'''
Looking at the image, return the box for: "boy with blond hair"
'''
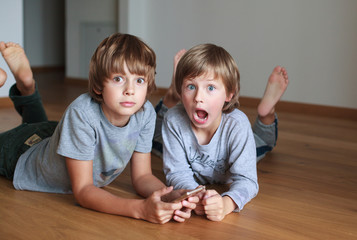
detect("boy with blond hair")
[154,44,289,221]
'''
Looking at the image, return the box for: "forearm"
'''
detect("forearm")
[130,152,168,197]
[75,184,145,219]
[224,177,258,211]
[132,173,167,198]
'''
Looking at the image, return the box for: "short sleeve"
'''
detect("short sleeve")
[134,101,156,153]
[56,106,96,160]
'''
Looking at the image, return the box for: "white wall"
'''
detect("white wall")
[120,0,357,109]
[0,0,23,98]
[65,0,118,79]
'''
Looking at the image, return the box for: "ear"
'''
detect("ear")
[94,88,102,95]
[225,92,234,102]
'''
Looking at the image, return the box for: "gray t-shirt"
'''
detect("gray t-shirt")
[162,104,258,211]
[13,93,155,194]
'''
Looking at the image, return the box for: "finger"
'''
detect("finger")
[173,215,186,223]
[182,200,196,210]
[202,199,222,215]
[203,203,219,213]
[174,209,192,219]
[202,192,220,206]
[160,202,182,211]
[159,215,174,224]
[203,202,224,219]
[152,196,182,211]
[186,195,200,203]
[203,189,218,199]
[206,214,223,222]
[155,186,174,197]
[203,196,218,205]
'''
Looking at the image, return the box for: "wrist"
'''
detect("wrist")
[131,199,146,220]
[222,196,237,215]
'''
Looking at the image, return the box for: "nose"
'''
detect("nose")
[194,89,203,103]
[124,81,134,96]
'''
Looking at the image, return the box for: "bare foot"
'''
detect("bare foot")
[0,41,35,96]
[0,67,6,87]
[173,49,187,78]
[163,49,186,108]
[257,66,289,117]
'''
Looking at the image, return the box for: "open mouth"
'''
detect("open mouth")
[193,109,208,124]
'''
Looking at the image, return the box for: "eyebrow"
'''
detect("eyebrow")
[186,78,217,83]
[110,72,146,78]
[185,74,217,80]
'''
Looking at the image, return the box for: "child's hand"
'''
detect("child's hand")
[161,188,200,223]
[172,195,200,222]
[193,189,206,216]
[201,190,227,221]
[142,186,182,224]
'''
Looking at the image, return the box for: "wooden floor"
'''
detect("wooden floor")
[0,71,356,240]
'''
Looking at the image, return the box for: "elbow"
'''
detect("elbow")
[71,185,92,208]
[72,189,86,207]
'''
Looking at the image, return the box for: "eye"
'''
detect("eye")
[208,85,215,91]
[113,76,124,83]
[136,78,145,84]
[187,84,196,90]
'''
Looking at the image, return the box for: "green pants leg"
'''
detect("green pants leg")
[9,83,48,123]
[0,84,58,179]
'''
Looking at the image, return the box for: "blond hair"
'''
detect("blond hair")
[175,44,240,113]
[88,33,156,103]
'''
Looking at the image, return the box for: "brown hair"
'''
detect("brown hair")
[88,33,156,103]
[175,43,240,113]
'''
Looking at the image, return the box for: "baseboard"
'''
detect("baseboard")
[64,77,88,87]
[32,66,65,73]
[0,97,13,108]
[154,87,168,96]
[240,96,357,121]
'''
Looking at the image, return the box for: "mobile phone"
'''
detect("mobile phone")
[171,186,206,203]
